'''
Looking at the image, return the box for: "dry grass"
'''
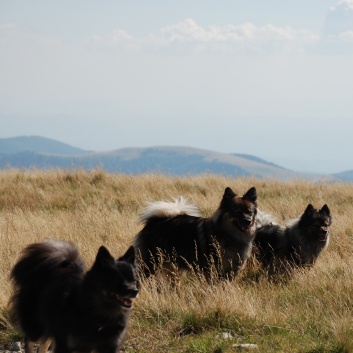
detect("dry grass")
[0,169,353,352]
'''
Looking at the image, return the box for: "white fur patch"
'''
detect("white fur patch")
[285,217,300,228]
[138,197,201,224]
[256,210,278,229]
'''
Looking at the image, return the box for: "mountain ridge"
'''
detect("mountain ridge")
[0,135,91,155]
[0,136,350,181]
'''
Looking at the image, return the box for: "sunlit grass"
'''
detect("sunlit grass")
[0,169,352,352]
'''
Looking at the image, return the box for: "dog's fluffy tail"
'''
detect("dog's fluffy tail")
[9,240,86,337]
[138,197,201,224]
[10,240,85,287]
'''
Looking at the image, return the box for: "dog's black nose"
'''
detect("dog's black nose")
[320,228,328,235]
[129,288,139,298]
[243,218,252,226]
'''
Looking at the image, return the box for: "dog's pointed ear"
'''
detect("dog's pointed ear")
[93,246,115,269]
[299,204,315,226]
[320,204,330,216]
[118,246,136,265]
[221,187,236,208]
[223,187,236,199]
[243,187,257,203]
[303,204,315,215]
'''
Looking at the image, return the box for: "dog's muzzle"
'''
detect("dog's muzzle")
[114,288,139,309]
[239,216,254,233]
[319,227,329,241]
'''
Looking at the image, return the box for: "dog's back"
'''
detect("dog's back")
[9,240,85,343]
[135,187,258,279]
[254,204,332,280]
[135,197,208,274]
[254,223,285,268]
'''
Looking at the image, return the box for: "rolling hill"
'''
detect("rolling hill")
[331,170,353,182]
[0,136,349,181]
[0,136,90,155]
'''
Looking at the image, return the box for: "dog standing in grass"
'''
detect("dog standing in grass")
[254,204,332,281]
[134,186,258,280]
[9,240,138,353]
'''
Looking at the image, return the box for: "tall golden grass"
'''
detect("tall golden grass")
[0,169,352,352]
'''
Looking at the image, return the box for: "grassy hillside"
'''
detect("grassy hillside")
[0,169,352,352]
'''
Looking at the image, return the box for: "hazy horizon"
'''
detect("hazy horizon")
[1,1,353,174]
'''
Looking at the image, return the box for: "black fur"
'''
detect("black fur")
[9,240,138,353]
[134,187,257,279]
[254,204,332,280]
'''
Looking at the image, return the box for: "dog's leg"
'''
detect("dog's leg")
[25,341,37,353]
[38,340,52,353]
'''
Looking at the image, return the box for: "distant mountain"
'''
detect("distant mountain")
[231,153,285,169]
[0,136,299,179]
[0,136,351,181]
[331,170,353,182]
[91,146,298,179]
[0,136,91,155]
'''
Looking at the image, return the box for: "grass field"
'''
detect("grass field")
[0,169,352,353]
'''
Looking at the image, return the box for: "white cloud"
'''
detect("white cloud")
[324,0,353,36]
[339,30,353,40]
[89,29,141,52]
[91,19,319,54]
[329,0,353,11]
[92,29,133,44]
[159,19,302,44]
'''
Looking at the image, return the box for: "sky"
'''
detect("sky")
[1,0,353,174]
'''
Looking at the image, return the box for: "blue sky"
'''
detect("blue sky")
[1,0,353,174]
